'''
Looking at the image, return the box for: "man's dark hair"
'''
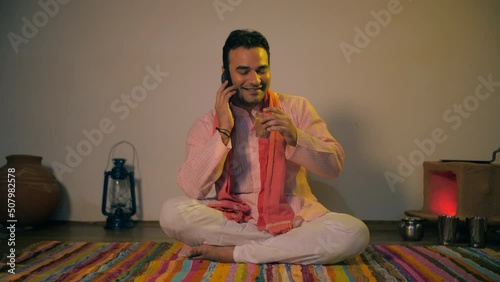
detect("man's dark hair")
[222,29,270,70]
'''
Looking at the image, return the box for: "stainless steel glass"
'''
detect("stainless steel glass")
[438,215,459,245]
[466,217,487,248]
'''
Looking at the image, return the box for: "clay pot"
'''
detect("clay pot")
[0,155,61,227]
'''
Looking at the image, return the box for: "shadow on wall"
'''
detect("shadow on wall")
[46,165,71,221]
[309,110,399,219]
[308,176,354,215]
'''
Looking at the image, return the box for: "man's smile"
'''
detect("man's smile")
[241,86,264,93]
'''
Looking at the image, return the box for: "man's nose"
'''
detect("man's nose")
[249,71,261,85]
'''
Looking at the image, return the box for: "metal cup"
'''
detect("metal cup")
[466,217,487,248]
[438,215,459,245]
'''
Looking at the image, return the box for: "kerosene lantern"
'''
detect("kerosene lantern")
[101,158,136,229]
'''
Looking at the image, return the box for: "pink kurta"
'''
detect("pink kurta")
[176,93,345,224]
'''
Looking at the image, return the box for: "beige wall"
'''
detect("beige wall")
[1,0,499,221]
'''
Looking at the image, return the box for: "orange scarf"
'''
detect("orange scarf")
[209,90,295,235]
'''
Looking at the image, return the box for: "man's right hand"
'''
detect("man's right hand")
[215,80,237,133]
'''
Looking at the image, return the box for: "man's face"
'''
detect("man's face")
[227,47,270,109]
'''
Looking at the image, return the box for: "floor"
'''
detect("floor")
[1,220,499,260]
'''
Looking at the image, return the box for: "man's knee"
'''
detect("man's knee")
[317,215,370,264]
[159,196,195,239]
[159,197,176,238]
[343,218,370,258]
[160,196,222,242]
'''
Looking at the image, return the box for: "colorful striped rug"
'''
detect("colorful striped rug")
[1,241,499,281]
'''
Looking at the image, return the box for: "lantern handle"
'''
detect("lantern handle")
[105,140,138,171]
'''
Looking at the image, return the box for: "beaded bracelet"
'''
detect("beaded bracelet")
[216,127,231,138]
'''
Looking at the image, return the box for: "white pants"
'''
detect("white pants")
[159,196,369,265]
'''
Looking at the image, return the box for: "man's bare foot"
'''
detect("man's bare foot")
[186,244,235,263]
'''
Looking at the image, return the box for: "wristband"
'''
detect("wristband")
[216,127,231,138]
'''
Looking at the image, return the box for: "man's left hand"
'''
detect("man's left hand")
[260,107,297,146]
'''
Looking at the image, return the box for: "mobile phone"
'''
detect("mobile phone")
[221,69,232,87]
[221,69,237,102]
